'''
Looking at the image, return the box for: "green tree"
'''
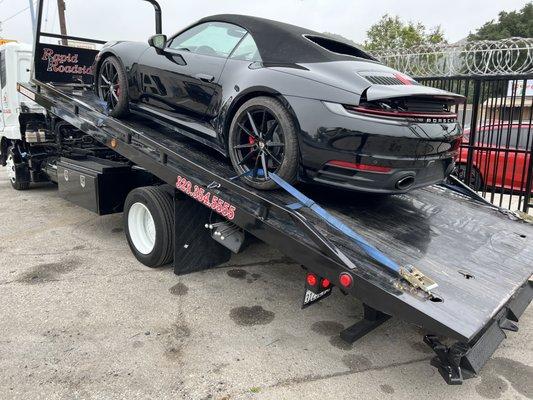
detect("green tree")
[364,14,446,51]
[468,3,533,40]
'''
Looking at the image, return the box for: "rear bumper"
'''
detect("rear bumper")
[425,279,532,384]
[307,157,455,193]
[285,95,462,193]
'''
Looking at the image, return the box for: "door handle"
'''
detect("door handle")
[195,73,215,83]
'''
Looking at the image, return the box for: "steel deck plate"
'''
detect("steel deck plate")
[21,82,533,343]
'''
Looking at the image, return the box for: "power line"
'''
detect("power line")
[1,6,30,24]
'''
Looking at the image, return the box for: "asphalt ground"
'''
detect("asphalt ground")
[0,171,531,400]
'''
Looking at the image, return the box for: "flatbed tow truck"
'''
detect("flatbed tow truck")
[6,0,533,385]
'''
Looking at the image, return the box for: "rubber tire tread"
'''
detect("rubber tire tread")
[228,96,299,190]
[124,186,174,267]
[97,56,130,117]
[7,146,30,191]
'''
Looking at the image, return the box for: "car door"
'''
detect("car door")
[136,22,247,138]
[504,126,529,191]
[479,126,502,188]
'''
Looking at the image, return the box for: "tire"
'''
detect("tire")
[124,186,174,268]
[228,96,299,190]
[96,56,129,117]
[454,163,483,191]
[6,146,30,191]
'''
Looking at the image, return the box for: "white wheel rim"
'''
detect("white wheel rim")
[128,202,156,255]
[6,153,16,184]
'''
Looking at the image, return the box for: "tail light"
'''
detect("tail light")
[339,273,353,288]
[326,160,392,174]
[321,278,331,289]
[343,104,457,122]
[306,273,318,287]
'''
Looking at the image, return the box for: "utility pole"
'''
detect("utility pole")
[56,0,68,45]
[28,0,36,38]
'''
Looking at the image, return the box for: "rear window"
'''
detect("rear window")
[230,34,261,62]
[304,35,374,61]
[480,126,531,150]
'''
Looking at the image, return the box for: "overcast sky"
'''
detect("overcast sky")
[0,0,530,46]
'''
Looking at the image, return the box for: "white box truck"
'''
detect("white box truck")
[0,41,44,187]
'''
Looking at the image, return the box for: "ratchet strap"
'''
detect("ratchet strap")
[268,173,401,274]
[268,172,438,293]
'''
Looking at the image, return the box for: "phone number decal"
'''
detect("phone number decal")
[176,176,236,220]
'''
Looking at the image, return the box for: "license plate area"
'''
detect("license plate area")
[302,287,332,309]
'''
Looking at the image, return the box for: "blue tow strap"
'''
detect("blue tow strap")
[268,173,401,274]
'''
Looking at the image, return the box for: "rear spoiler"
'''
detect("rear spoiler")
[364,85,465,104]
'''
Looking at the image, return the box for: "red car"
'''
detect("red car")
[456,123,532,192]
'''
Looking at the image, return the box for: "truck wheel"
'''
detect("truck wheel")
[124,186,174,267]
[6,146,30,191]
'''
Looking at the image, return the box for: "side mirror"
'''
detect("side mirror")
[148,34,167,51]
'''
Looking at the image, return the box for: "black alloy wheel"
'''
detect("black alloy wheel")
[97,56,129,117]
[228,97,298,190]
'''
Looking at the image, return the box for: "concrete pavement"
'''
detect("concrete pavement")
[0,171,531,400]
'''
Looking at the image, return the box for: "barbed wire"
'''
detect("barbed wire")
[370,37,533,77]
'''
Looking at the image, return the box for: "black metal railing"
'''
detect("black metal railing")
[419,75,533,212]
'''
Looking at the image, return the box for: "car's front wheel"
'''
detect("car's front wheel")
[96,56,129,117]
[228,97,299,190]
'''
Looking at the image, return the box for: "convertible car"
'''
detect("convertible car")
[93,14,464,192]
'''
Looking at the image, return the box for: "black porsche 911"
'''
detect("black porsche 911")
[93,14,464,193]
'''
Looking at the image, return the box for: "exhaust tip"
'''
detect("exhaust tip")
[396,175,415,190]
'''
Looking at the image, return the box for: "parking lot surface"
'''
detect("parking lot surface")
[0,171,531,400]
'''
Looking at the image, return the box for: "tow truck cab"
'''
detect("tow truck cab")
[0,41,43,165]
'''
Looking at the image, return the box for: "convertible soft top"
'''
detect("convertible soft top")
[197,14,376,64]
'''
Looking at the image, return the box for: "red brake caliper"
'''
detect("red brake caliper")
[248,135,257,159]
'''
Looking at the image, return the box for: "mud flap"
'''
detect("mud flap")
[173,193,231,275]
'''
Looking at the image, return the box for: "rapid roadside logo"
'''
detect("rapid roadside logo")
[34,43,98,84]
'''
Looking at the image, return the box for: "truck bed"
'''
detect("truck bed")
[19,81,532,357]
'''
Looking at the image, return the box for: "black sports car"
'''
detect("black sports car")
[93,14,464,192]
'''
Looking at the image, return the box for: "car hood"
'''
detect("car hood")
[266,60,464,104]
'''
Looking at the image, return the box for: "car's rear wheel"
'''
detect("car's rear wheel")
[228,97,299,190]
[454,163,483,191]
[97,56,129,117]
